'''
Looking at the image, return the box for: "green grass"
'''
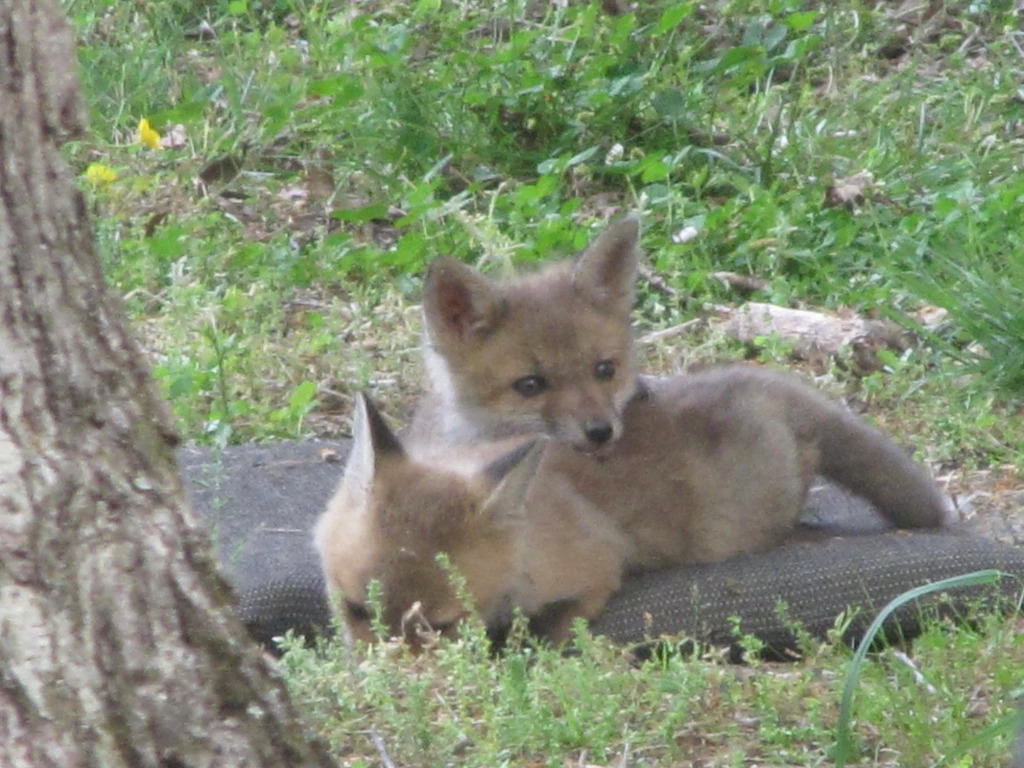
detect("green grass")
[280,602,1024,767]
[67,0,1024,764]
[68,0,1024,454]
[833,570,1020,767]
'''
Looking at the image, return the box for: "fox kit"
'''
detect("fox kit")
[314,393,626,647]
[411,217,641,453]
[412,215,949,567]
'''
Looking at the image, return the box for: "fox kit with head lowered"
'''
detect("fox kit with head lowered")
[412,215,949,564]
[314,393,626,648]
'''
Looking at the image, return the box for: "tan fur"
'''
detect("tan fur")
[319,216,949,647]
[536,366,950,569]
[314,394,625,647]
[411,216,641,453]
[413,214,950,560]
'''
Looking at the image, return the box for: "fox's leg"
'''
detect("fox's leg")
[534,558,623,645]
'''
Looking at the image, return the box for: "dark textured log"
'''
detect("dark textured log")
[180,441,1024,656]
[0,3,336,766]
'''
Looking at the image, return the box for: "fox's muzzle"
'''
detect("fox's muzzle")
[583,418,614,445]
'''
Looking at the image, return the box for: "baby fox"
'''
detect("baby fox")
[411,214,950,553]
[314,393,626,648]
[411,216,641,453]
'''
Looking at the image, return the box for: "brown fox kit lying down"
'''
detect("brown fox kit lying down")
[314,393,627,647]
[411,215,950,548]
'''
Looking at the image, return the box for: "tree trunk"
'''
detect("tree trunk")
[0,3,337,766]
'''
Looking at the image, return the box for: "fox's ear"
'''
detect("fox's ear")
[422,257,507,342]
[573,214,640,316]
[345,392,406,489]
[360,391,405,459]
[479,439,547,525]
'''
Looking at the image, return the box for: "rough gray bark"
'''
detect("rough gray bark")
[0,2,337,766]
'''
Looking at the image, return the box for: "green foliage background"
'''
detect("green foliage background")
[69,0,1023,453]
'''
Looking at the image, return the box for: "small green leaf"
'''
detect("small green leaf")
[655,3,694,35]
[331,203,390,222]
[307,75,365,105]
[651,88,688,121]
[716,45,765,72]
[414,0,441,13]
[785,11,819,32]
[289,381,317,411]
[537,156,563,176]
[763,23,788,53]
[567,146,599,168]
[639,155,670,183]
[608,74,646,97]
[167,374,194,399]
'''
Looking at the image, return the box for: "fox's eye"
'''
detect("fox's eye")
[594,359,615,381]
[513,374,548,398]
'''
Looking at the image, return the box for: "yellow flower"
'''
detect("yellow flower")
[138,118,162,150]
[84,163,117,186]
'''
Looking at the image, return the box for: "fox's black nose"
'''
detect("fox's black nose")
[584,419,613,444]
